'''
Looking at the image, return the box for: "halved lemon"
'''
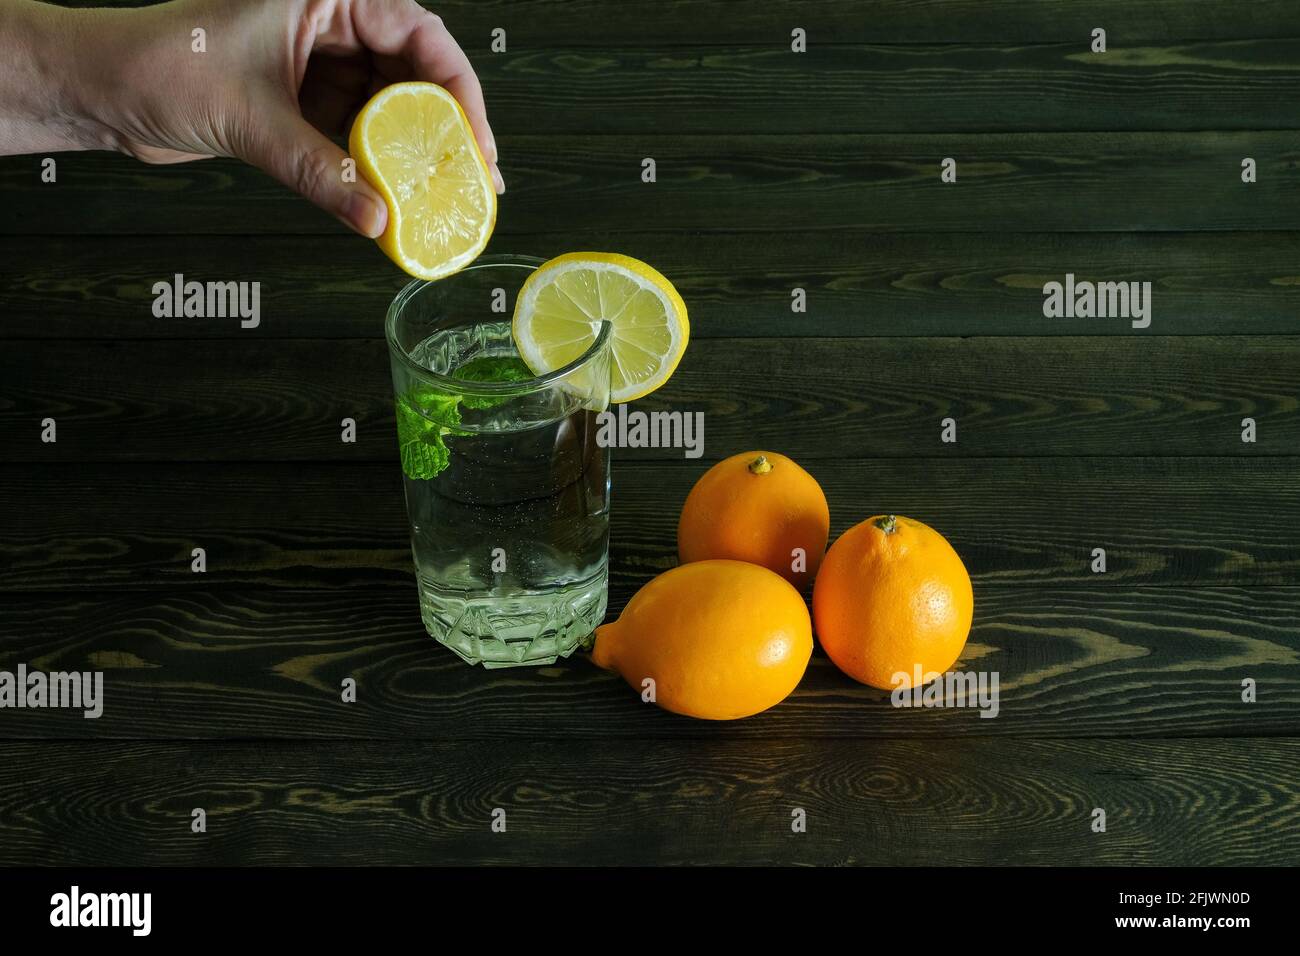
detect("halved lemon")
[348,82,496,280]
[512,253,689,403]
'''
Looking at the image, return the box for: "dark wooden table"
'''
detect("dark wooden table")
[2,0,1298,866]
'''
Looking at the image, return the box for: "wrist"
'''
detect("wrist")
[43,6,136,153]
[0,2,124,154]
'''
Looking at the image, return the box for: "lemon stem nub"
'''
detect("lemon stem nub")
[748,455,773,475]
[875,514,899,535]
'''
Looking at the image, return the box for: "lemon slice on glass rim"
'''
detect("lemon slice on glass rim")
[348,81,496,280]
[511,252,689,403]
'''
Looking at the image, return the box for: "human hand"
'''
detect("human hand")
[3,0,502,237]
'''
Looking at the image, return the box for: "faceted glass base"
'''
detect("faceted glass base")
[419,570,608,668]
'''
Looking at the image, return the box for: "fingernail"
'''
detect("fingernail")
[346,192,386,238]
[486,130,498,163]
[491,164,505,195]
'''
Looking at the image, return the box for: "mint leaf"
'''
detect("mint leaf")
[394,358,531,479]
[398,429,451,480]
[455,355,534,409]
[395,388,463,480]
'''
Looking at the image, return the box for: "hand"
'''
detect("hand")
[1,0,503,237]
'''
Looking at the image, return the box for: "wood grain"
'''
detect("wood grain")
[8,0,1300,871]
[1,458,1296,591]
[57,0,1300,44]
[7,232,1300,339]
[0,738,1295,865]
[1,585,1296,740]
[3,132,1296,235]
[2,336,1296,461]
[467,40,1300,134]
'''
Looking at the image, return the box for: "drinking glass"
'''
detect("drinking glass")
[385,255,612,667]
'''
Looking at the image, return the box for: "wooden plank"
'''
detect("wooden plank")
[56,1,1300,44]
[1,585,1296,740]
[0,738,1295,864]
[1,459,1296,591]
[2,336,1297,461]
[3,132,1296,235]
[468,40,1300,135]
[8,232,1300,339]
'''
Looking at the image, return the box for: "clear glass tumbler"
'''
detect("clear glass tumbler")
[385,255,612,667]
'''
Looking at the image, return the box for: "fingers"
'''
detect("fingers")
[409,23,494,160]
[240,106,388,238]
[349,0,504,192]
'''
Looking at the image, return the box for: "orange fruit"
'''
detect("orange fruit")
[677,451,829,590]
[812,514,973,691]
[592,560,812,720]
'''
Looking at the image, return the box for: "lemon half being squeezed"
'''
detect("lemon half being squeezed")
[349,82,496,280]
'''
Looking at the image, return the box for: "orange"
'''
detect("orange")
[677,451,829,590]
[812,514,973,690]
[592,560,812,720]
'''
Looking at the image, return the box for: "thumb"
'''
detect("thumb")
[240,108,388,238]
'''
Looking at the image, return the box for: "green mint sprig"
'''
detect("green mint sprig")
[394,355,535,480]
[395,389,463,480]
[456,354,534,408]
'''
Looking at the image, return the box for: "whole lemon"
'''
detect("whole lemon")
[592,560,813,720]
[677,451,830,590]
[813,514,973,691]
